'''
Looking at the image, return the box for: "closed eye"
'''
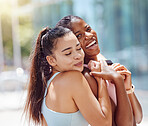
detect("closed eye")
[77,47,82,51]
[65,52,71,56]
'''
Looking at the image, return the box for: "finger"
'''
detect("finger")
[95,62,101,72]
[88,60,95,70]
[90,72,110,80]
[90,64,95,71]
[114,65,127,71]
[117,71,131,75]
[88,60,101,72]
[88,60,93,69]
[111,63,119,67]
[101,79,107,86]
[111,63,120,69]
[90,72,104,78]
[100,60,108,67]
[121,74,126,80]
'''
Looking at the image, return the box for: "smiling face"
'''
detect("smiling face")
[49,32,84,72]
[70,18,100,58]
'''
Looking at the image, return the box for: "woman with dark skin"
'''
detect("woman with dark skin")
[56,15,143,126]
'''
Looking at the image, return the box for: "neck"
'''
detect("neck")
[84,55,98,64]
[52,68,60,75]
[84,53,106,64]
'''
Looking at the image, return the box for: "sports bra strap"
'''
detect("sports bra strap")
[44,72,60,97]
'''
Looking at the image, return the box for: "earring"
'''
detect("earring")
[49,65,52,73]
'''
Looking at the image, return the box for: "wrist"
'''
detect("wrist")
[126,84,135,94]
[125,79,132,90]
[126,85,132,90]
[112,74,123,84]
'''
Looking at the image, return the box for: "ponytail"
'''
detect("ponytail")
[24,27,52,124]
[24,26,71,125]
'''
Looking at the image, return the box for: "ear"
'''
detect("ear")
[46,55,57,67]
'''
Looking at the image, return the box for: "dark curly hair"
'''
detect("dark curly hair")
[56,15,82,31]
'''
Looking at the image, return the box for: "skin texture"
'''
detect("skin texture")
[42,32,113,126]
[71,18,100,61]
[112,63,143,124]
[69,18,142,125]
[46,32,84,72]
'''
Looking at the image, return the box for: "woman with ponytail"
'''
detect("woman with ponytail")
[24,26,129,126]
[24,27,52,124]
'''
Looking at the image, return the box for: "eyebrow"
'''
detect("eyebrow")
[61,47,72,52]
[74,31,80,34]
[61,43,80,52]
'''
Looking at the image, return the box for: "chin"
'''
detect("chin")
[76,67,84,72]
[86,50,100,57]
[96,49,100,55]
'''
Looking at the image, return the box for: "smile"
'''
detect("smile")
[86,40,97,49]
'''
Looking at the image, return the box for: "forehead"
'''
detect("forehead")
[71,19,87,33]
[55,32,79,50]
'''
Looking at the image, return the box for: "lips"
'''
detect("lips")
[86,40,97,49]
[74,61,83,67]
[85,36,98,49]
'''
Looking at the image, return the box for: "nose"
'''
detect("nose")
[73,52,82,60]
[85,32,93,40]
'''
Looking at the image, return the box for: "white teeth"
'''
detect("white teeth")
[86,40,96,48]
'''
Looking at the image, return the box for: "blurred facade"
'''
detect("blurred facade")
[0,0,148,90]
[0,0,148,126]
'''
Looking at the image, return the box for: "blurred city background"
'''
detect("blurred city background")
[0,0,148,125]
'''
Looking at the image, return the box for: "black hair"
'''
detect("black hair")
[56,15,82,31]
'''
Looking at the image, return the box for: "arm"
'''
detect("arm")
[90,60,133,126]
[83,68,98,98]
[70,71,112,126]
[113,75,133,126]
[98,53,143,122]
[128,92,143,124]
[112,63,143,124]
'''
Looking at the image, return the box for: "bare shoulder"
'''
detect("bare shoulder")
[83,68,98,98]
[83,68,91,79]
[59,71,93,99]
[61,71,83,82]
[83,68,96,84]
[59,70,85,85]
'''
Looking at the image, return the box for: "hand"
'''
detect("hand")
[111,63,132,90]
[90,60,121,82]
[88,60,101,72]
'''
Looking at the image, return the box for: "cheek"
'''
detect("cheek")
[62,57,73,65]
[80,42,86,51]
[65,60,73,65]
[81,46,87,54]
[57,58,73,70]
[81,50,85,58]
[92,31,97,38]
